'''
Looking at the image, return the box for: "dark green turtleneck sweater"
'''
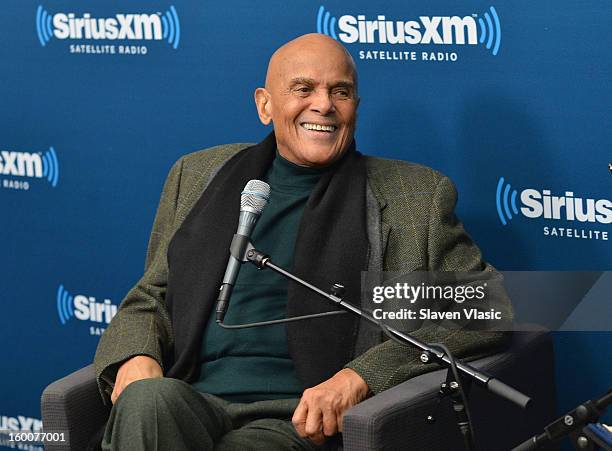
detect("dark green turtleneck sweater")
[193,152,326,402]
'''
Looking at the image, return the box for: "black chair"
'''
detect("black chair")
[42,330,557,450]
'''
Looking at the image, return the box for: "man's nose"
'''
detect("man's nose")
[310,90,335,115]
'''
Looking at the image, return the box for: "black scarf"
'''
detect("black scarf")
[165,131,368,388]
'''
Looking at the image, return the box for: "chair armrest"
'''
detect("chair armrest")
[342,331,557,451]
[343,364,451,451]
[41,364,109,451]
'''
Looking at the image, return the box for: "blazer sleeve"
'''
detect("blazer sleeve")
[93,158,183,405]
[345,175,512,395]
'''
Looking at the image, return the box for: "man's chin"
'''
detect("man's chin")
[299,148,342,167]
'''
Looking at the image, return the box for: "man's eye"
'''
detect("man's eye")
[294,87,310,93]
[334,89,350,98]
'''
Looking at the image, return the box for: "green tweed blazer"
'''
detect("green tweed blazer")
[94,143,508,405]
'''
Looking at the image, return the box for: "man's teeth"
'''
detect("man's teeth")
[302,123,336,132]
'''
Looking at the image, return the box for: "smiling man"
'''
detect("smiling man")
[254,34,358,167]
[94,34,508,450]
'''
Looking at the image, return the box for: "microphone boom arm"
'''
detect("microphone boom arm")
[244,247,531,411]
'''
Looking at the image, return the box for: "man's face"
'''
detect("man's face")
[255,40,359,167]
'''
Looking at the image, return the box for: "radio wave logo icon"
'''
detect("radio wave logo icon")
[35,5,53,46]
[56,284,75,325]
[496,177,519,226]
[477,6,501,56]
[316,6,338,40]
[42,146,59,187]
[161,6,181,49]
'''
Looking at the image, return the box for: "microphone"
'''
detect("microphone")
[215,179,271,322]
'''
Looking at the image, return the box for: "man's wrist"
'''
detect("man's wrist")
[337,368,370,400]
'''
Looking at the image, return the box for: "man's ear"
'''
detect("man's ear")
[254,88,272,125]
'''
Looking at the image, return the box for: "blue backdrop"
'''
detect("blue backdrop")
[1,1,610,448]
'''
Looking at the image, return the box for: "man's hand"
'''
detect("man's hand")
[110,355,163,404]
[292,368,369,445]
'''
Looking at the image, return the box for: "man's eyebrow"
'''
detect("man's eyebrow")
[288,77,355,89]
[289,77,316,86]
[332,80,356,89]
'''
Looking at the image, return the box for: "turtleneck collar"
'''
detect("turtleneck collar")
[266,151,329,192]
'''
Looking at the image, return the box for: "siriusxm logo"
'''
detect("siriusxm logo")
[496,177,612,227]
[316,5,501,56]
[36,5,180,49]
[0,148,59,188]
[0,415,43,432]
[56,284,118,326]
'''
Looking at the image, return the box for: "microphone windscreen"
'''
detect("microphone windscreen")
[241,180,271,214]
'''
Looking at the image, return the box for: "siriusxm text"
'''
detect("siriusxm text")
[0,415,42,432]
[338,15,478,45]
[521,189,611,224]
[74,296,117,324]
[53,13,162,40]
[0,151,42,178]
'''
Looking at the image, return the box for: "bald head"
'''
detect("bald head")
[254,33,359,167]
[265,34,357,92]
